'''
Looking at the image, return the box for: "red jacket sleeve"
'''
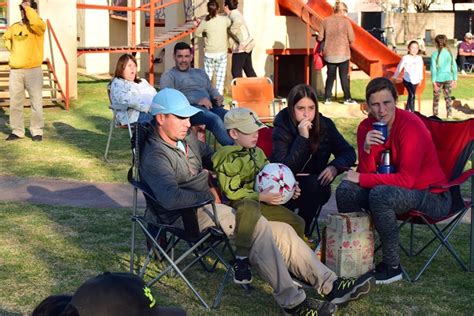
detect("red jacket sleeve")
[359,116,428,189]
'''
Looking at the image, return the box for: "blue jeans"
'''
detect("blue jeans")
[190,105,233,145]
[137,111,154,123]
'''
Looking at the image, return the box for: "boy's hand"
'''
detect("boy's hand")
[259,186,282,205]
[292,182,301,200]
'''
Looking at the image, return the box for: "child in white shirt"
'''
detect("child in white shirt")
[393,41,424,112]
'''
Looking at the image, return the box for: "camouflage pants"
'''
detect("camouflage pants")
[432,81,453,117]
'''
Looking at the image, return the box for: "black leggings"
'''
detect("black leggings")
[231,51,257,78]
[284,174,331,236]
[325,60,351,100]
[336,180,451,266]
[403,79,418,112]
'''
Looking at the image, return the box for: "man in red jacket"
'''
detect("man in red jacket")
[336,77,451,284]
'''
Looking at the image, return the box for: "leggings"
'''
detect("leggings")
[284,174,331,236]
[432,81,453,117]
[403,79,418,112]
[335,181,451,266]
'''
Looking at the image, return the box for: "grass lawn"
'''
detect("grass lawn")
[1,202,473,315]
[0,76,473,315]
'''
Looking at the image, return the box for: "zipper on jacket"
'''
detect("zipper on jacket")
[300,154,313,173]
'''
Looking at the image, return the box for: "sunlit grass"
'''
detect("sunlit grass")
[0,202,473,315]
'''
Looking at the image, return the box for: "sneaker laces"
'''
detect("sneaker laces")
[335,277,356,290]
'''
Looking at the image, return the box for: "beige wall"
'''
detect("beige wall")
[243,0,313,81]
[78,0,110,75]
[6,0,78,99]
[391,12,455,44]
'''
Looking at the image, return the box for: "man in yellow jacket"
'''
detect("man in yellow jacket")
[3,1,46,141]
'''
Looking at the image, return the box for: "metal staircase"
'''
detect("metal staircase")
[0,60,64,108]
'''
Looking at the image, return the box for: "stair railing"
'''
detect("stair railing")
[46,19,69,110]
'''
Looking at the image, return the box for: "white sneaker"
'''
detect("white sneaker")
[324,98,332,105]
[461,70,467,75]
[343,99,358,105]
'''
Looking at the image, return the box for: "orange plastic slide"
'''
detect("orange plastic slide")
[277,0,426,96]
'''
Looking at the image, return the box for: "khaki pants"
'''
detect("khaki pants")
[198,204,337,309]
[231,199,305,257]
[9,67,44,137]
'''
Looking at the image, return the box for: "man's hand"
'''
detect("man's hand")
[259,186,283,205]
[292,182,301,200]
[297,118,313,139]
[344,170,360,183]
[364,130,385,154]
[21,1,30,8]
[198,97,213,110]
[450,80,457,89]
[317,166,337,185]
[213,95,224,106]
[433,82,440,92]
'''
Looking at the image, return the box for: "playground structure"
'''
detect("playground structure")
[0,0,434,109]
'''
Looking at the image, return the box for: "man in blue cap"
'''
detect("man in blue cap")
[139,88,373,315]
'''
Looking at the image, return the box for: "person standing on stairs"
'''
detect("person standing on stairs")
[3,0,46,142]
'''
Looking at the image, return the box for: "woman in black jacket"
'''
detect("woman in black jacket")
[270,84,356,236]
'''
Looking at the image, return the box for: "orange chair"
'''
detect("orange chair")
[230,77,286,122]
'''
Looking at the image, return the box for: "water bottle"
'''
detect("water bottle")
[378,150,395,174]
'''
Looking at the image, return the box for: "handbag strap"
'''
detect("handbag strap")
[337,213,353,234]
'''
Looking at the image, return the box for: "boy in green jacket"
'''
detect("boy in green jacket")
[212,108,305,284]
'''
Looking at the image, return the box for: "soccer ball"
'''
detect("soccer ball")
[255,163,296,205]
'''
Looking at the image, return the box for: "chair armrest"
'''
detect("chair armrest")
[429,169,474,190]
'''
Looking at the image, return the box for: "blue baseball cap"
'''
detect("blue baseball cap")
[150,88,202,117]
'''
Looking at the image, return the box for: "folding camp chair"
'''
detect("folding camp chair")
[230,77,286,122]
[256,127,323,244]
[128,123,236,309]
[396,113,474,282]
[104,83,134,161]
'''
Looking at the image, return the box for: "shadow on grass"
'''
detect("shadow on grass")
[0,308,22,316]
[52,120,118,158]
[26,185,126,208]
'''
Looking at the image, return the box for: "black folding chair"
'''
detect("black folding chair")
[128,122,236,309]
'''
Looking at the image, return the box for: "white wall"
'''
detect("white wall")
[80,0,110,75]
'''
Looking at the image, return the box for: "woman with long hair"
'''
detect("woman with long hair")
[223,0,257,78]
[430,34,457,117]
[195,1,231,95]
[270,84,356,236]
[109,53,156,124]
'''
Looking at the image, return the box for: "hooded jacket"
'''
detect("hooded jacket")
[270,108,356,176]
[139,125,215,224]
[212,145,267,201]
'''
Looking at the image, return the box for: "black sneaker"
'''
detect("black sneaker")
[32,135,43,142]
[324,274,375,304]
[233,258,252,284]
[6,134,21,141]
[284,298,337,316]
[374,262,402,285]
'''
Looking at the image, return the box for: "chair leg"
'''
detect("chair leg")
[104,118,115,161]
[308,205,323,244]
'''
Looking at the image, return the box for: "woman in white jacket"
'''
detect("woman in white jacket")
[109,54,156,125]
[224,0,257,78]
[195,1,231,95]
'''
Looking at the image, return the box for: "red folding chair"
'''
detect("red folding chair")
[396,113,474,282]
